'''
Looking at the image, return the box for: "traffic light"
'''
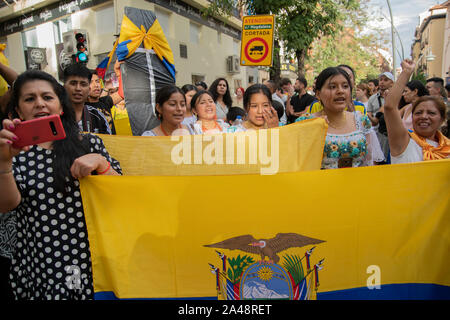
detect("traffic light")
[75,32,88,63]
[62,29,89,64]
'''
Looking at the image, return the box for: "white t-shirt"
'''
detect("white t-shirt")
[391,138,439,164]
[215,102,228,121]
[182,115,197,127]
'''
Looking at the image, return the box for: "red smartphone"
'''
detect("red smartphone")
[12,114,66,148]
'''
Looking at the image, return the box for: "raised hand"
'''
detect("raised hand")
[263,107,279,128]
[401,59,415,74]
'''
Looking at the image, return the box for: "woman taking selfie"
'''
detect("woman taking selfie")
[0,70,121,299]
[190,90,229,134]
[142,85,191,136]
[296,67,384,169]
[384,59,449,163]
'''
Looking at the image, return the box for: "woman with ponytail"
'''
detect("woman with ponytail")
[0,70,121,299]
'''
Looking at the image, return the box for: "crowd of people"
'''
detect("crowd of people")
[0,56,449,300]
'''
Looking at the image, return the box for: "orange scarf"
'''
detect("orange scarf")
[409,131,450,160]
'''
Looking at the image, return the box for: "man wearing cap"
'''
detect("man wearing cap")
[366,71,394,163]
[367,71,394,124]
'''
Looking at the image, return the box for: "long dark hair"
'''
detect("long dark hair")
[209,78,232,109]
[315,67,353,111]
[8,70,90,193]
[406,80,429,98]
[181,84,198,95]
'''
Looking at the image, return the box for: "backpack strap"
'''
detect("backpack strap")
[377,94,383,109]
[82,106,93,132]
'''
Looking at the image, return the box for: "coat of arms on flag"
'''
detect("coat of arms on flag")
[205,233,325,300]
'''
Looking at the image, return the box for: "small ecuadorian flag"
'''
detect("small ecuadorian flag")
[96,40,119,79]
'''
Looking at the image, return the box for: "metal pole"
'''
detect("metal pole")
[386,0,396,80]
[380,11,404,60]
[395,29,405,61]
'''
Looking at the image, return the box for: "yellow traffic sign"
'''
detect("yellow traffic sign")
[240,15,275,67]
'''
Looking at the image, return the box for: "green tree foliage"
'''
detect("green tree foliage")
[304,0,388,85]
[305,29,382,85]
[278,0,360,76]
[203,0,376,80]
[411,70,427,85]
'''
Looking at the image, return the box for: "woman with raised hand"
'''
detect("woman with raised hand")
[232,84,279,131]
[295,67,384,169]
[384,59,449,163]
[142,85,191,136]
[399,80,429,131]
[0,70,121,299]
[209,78,232,121]
[190,90,229,134]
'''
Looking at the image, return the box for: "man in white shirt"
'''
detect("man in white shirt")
[367,72,394,125]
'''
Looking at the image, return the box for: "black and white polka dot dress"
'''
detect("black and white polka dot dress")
[7,134,121,300]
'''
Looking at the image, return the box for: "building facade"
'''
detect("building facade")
[442,0,450,84]
[411,4,447,80]
[0,0,266,92]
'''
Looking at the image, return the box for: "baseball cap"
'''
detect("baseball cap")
[379,72,394,81]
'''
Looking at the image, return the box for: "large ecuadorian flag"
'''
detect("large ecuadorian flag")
[80,120,450,300]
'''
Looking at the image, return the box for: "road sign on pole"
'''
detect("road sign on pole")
[240,15,275,67]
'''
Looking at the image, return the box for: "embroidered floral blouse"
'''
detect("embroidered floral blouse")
[296,112,384,169]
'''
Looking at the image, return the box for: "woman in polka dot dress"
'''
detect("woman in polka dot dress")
[0,70,122,299]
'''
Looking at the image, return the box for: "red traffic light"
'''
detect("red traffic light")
[75,33,85,43]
